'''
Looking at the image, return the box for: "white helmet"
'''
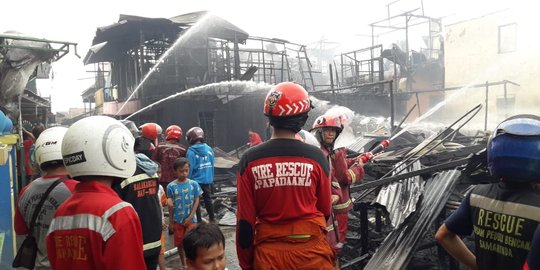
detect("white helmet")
[62,116,136,179]
[35,127,68,169]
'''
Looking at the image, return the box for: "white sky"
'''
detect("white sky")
[1,0,517,113]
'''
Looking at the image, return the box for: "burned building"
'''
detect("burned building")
[81,9,450,151]
[82,11,320,150]
[0,33,77,125]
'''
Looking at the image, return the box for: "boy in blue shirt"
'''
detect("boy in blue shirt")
[167,157,202,269]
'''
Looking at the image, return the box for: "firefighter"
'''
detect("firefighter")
[137,122,162,158]
[311,114,364,253]
[236,82,335,270]
[46,116,146,270]
[115,123,163,270]
[153,125,187,234]
[296,129,342,259]
[14,127,78,269]
[435,114,540,270]
[153,125,187,189]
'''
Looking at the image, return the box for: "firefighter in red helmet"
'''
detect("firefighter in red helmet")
[165,125,183,141]
[152,124,187,235]
[140,123,162,141]
[311,113,365,255]
[153,125,186,187]
[236,82,335,270]
[137,123,162,158]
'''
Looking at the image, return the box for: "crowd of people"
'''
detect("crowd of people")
[11,81,540,270]
[14,115,221,270]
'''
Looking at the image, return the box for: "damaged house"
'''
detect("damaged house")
[80,9,447,151]
[81,11,322,150]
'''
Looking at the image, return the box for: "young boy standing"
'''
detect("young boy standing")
[183,223,227,270]
[167,157,202,269]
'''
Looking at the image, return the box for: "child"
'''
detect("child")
[183,223,227,270]
[167,157,202,269]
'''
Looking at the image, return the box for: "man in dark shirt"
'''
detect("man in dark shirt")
[435,115,540,270]
[152,125,187,189]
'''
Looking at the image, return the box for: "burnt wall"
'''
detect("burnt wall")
[132,93,268,151]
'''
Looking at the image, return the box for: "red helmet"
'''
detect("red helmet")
[186,127,204,144]
[311,114,343,132]
[139,123,162,141]
[264,82,311,117]
[165,125,182,140]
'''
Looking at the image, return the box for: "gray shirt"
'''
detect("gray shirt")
[16,176,76,270]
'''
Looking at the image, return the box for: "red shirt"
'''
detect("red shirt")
[248,131,263,147]
[23,139,33,176]
[236,139,331,269]
[152,140,186,183]
[46,181,146,270]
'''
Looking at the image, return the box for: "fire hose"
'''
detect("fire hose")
[357,139,391,164]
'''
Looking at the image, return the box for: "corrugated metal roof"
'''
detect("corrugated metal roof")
[375,161,424,228]
[364,170,462,270]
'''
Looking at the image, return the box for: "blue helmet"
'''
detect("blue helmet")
[487,114,540,182]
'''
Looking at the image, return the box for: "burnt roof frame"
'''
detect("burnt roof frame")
[0,33,79,61]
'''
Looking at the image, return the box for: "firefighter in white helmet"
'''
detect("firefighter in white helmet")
[45,116,146,270]
[14,127,78,269]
